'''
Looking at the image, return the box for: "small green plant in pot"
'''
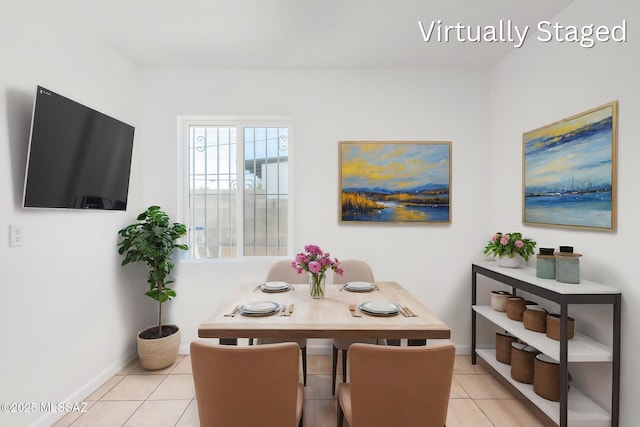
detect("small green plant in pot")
[118,205,188,370]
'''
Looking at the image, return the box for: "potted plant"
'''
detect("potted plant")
[483,232,536,268]
[117,205,188,370]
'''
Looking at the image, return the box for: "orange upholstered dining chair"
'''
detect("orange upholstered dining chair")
[255,260,309,385]
[337,342,455,427]
[190,341,304,427]
[331,259,379,394]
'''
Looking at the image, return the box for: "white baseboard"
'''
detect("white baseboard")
[454,344,471,355]
[33,351,137,427]
[306,339,333,355]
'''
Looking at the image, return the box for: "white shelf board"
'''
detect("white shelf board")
[474,261,621,295]
[477,349,610,427]
[473,306,612,362]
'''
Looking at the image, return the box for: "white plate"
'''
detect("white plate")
[344,281,375,292]
[260,281,291,292]
[242,301,281,314]
[359,301,400,316]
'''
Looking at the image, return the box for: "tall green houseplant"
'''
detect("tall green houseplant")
[118,205,188,338]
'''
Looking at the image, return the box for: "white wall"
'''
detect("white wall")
[0,5,149,427]
[138,67,492,353]
[490,0,639,424]
[4,0,637,425]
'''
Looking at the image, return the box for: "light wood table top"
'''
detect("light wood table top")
[197,281,451,340]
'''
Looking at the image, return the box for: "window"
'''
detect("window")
[181,117,291,259]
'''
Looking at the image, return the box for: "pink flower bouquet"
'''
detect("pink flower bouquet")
[292,245,343,298]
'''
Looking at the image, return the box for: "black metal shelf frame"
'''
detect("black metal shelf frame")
[471,263,621,427]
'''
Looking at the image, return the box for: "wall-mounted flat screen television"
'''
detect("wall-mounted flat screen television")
[22,85,135,210]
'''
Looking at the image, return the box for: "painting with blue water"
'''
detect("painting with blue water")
[339,141,451,223]
[523,101,617,231]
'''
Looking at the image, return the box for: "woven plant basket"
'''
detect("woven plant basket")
[534,354,561,401]
[137,325,180,370]
[546,314,575,341]
[523,307,548,332]
[491,291,511,312]
[510,342,538,384]
[495,332,518,364]
[506,297,526,321]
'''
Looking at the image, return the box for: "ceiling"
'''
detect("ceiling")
[46,0,575,69]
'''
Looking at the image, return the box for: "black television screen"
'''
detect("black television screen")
[23,85,135,210]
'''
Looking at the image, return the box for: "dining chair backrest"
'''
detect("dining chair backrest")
[345,342,455,427]
[267,259,307,284]
[332,259,375,284]
[190,341,303,427]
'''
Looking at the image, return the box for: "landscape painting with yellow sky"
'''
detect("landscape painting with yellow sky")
[523,101,617,230]
[340,141,451,223]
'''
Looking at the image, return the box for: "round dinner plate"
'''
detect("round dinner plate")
[359,301,400,316]
[260,281,291,292]
[343,281,375,292]
[241,301,281,316]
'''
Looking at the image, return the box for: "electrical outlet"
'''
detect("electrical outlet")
[9,225,23,247]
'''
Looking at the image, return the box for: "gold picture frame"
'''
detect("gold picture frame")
[522,101,618,231]
[339,141,452,223]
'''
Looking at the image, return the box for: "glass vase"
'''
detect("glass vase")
[309,273,326,299]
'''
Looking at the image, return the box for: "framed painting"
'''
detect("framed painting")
[339,141,451,223]
[523,101,618,231]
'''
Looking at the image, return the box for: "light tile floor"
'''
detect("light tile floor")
[53,354,546,427]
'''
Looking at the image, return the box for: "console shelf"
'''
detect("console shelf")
[471,262,621,427]
[476,349,610,427]
[473,306,612,362]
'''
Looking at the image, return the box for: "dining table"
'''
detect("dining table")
[197,281,451,342]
